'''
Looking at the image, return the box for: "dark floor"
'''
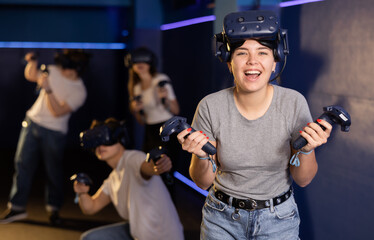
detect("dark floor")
[0,148,205,240]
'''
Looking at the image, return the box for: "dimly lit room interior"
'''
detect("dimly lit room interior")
[0,0,373,239]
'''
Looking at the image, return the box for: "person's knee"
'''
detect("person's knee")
[80,230,99,240]
[80,231,89,240]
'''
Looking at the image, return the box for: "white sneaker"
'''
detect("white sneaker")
[0,208,28,224]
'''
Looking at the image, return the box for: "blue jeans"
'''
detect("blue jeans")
[9,117,66,210]
[201,188,300,240]
[80,222,133,240]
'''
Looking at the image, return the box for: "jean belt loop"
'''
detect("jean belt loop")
[228,196,233,206]
[269,198,275,213]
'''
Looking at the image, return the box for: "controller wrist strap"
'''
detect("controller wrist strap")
[197,155,217,173]
[290,150,313,167]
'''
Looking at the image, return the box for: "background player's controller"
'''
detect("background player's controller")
[293,105,351,150]
[159,116,217,155]
[158,80,169,105]
[70,173,93,204]
[158,80,168,87]
[40,64,49,74]
[132,95,144,115]
[146,146,174,185]
[35,63,49,95]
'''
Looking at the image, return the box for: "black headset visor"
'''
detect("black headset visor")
[80,125,118,149]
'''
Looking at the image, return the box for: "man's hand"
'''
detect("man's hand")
[152,154,172,175]
[73,181,90,195]
[24,52,37,62]
[37,73,52,93]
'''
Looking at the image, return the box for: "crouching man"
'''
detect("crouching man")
[74,118,184,240]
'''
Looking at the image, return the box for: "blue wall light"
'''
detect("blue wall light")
[121,30,129,37]
[0,41,126,49]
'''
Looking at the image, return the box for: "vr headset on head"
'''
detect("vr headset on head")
[54,52,79,70]
[79,123,129,149]
[124,47,157,68]
[214,10,289,62]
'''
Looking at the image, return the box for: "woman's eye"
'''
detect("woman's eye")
[259,51,268,55]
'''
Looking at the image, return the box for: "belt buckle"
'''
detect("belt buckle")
[250,199,257,210]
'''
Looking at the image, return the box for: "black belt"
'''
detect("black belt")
[214,187,293,211]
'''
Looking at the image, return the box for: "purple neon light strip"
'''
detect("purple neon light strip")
[160,15,216,31]
[160,0,322,30]
[173,171,208,197]
[280,0,324,7]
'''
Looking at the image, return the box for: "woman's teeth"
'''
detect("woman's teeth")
[245,70,261,76]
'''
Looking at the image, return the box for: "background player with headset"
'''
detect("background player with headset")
[75,118,184,240]
[126,47,180,195]
[176,10,332,239]
[126,47,180,152]
[0,49,90,225]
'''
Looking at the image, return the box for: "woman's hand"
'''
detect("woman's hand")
[298,119,332,152]
[177,128,210,158]
[130,98,144,114]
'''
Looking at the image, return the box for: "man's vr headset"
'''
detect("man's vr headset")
[79,123,129,149]
[214,10,289,62]
[124,47,157,69]
[54,52,78,70]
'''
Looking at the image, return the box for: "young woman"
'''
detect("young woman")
[177,10,332,239]
[126,47,180,192]
[127,47,180,152]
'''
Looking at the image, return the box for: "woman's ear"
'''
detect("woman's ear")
[227,62,232,73]
[272,62,277,73]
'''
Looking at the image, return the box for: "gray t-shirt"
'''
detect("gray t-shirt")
[192,85,312,200]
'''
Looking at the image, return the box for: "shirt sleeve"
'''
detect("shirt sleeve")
[128,151,150,186]
[165,83,176,100]
[64,83,87,111]
[156,74,176,100]
[100,179,110,195]
[290,93,313,142]
[191,97,216,141]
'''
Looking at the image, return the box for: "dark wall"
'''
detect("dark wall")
[0,5,131,43]
[163,21,215,122]
[161,0,213,23]
[161,21,216,176]
[281,1,374,239]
